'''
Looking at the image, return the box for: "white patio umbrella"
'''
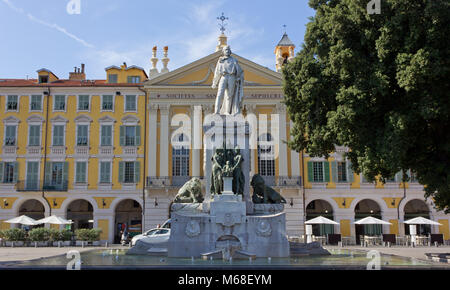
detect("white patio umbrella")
[36,215,73,225]
[305,216,339,225]
[404,217,442,225]
[4,215,38,226]
[353,216,392,225]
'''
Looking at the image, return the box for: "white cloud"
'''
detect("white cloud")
[2,0,94,48]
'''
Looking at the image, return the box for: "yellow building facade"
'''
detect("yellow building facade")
[0,34,449,244]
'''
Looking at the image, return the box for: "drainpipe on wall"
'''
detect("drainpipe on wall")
[138,86,148,231]
[301,150,306,235]
[397,170,408,220]
[42,86,52,216]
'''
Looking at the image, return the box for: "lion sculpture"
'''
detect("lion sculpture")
[173,177,204,203]
[251,174,286,204]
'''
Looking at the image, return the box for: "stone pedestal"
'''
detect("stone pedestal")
[203,118,252,214]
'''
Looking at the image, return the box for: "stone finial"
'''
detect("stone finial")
[161,46,170,74]
[150,46,159,78]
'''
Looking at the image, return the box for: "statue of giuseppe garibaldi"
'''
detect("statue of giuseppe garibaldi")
[212,45,244,115]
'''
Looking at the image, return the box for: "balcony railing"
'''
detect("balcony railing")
[51,146,65,155]
[75,146,89,155]
[123,147,137,155]
[2,146,17,155]
[16,180,68,191]
[99,146,113,155]
[27,146,41,155]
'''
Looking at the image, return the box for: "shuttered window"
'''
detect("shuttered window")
[28,125,41,146]
[6,95,18,111]
[75,162,87,183]
[5,125,16,146]
[120,126,140,146]
[1,162,18,183]
[101,125,112,146]
[125,95,136,111]
[100,162,111,183]
[30,95,42,111]
[77,125,88,146]
[307,161,330,183]
[102,95,113,111]
[78,95,90,111]
[54,95,65,111]
[26,162,39,189]
[53,125,64,146]
[119,161,140,184]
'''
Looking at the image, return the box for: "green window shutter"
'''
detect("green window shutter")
[120,126,125,146]
[331,161,337,183]
[324,161,330,182]
[100,162,111,183]
[134,161,140,183]
[44,162,52,184]
[63,162,69,184]
[347,161,354,182]
[101,125,112,146]
[29,125,40,146]
[118,162,124,183]
[13,162,19,183]
[135,126,141,146]
[307,161,313,182]
[0,162,4,183]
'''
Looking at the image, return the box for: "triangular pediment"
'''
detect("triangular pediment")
[98,115,116,123]
[3,115,20,124]
[74,114,93,123]
[144,51,282,87]
[50,115,68,123]
[121,115,140,124]
[26,115,45,123]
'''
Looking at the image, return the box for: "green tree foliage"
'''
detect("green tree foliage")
[283,0,450,212]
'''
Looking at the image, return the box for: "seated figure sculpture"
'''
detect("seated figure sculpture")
[173,177,204,203]
[251,174,286,204]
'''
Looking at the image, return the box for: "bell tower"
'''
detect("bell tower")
[275,26,295,72]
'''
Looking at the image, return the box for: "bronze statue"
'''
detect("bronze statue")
[173,177,204,203]
[251,174,286,204]
[210,144,247,196]
[232,146,244,196]
[211,148,225,195]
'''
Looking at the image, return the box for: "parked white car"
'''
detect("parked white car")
[131,219,171,246]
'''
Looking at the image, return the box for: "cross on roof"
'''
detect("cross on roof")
[217,12,229,34]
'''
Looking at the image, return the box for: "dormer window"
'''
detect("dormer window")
[6,95,18,111]
[108,74,118,83]
[127,76,141,83]
[39,75,48,83]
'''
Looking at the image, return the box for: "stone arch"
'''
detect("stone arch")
[64,198,95,230]
[353,199,384,244]
[399,197,431,216]
[349,197,388,214]
[112,198,143,244]
[60,196,98,214]
[305,199,336,236]
[16,198,47,221]
[13,197,50,217]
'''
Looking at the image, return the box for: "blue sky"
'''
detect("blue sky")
[0,0,314,79]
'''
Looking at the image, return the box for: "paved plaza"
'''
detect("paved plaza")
[325,245,450,265]
[0,246,124,263]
